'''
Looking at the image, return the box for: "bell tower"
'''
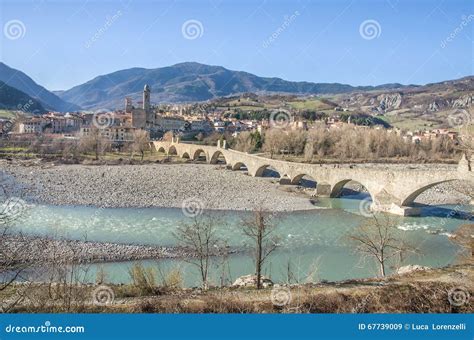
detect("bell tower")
[143,84,150,113]
[143,84,154,126]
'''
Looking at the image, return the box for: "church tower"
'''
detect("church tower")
[143,84,154,126]
[143,84,151,113]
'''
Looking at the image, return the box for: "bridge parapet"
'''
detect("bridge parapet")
[151,141,473,216]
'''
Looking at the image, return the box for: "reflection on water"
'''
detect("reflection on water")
[10,197,472,287]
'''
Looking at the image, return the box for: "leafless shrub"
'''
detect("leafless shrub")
[174,213,224,289]
[348,215,418,277]
[128,263,158,296]
[129,129,150,161]
[79,128,111,160]
[156,264,183,290]
[241,208,280,289]
[233,131,262,153]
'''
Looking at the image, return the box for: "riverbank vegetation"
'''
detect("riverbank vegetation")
[0,120,462,165]
[1,264,472,313]
[227,124,459,163]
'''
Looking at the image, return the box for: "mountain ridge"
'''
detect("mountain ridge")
[0,62,80,112]
[0,81,46,114]
[57,62,416,110]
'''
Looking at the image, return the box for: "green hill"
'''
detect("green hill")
[0,81,46,115]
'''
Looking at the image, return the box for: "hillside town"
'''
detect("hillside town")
[4,85,460,151]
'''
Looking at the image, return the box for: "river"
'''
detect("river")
[9,194,472,287]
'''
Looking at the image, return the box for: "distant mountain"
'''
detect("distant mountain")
[58,62,413,110]
[0,62,80,112]
[0,81,46,114]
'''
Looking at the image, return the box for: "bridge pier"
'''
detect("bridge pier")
[315,183,332,197]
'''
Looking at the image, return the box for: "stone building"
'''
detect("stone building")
[18,118,45,133]
[132,108,146,128]
[132,84,155,129]
[80,126,147,142]
[143,84,155,127]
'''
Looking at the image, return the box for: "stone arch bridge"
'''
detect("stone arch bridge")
[152,140,473,216]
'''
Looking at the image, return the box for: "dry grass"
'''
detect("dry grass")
[5,265,473,314]
[109,281,473,314]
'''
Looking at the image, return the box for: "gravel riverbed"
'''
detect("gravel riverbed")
[1,160,472,210]
[2,235,199,265]
[0,161,317,211]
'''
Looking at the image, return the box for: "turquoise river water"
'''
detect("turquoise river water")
[9,194,473,287]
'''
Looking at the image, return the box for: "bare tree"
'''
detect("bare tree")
[263,129,284,159]
[285,129,307,156]
[233,131,253,152]
[130,129,150,161]
[61,140,81,161]
[233,131,262,153]
[242,208,279,289]
[174,214,223,288]
[349,215,417,277]
[79,128,111,160]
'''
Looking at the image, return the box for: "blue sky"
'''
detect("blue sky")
[0,0,472,90]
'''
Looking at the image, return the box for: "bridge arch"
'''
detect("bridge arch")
[157,146,166,153]
[181,152,190,159]
[192,149,207,161]
[254,164,271,177]
[210,150,227,164]
[400,179,461,206]
[254,164,285,177]
[291,174,317,188]
[232,162,248,171]
[330,179,372,199]
[168,145,178,155]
